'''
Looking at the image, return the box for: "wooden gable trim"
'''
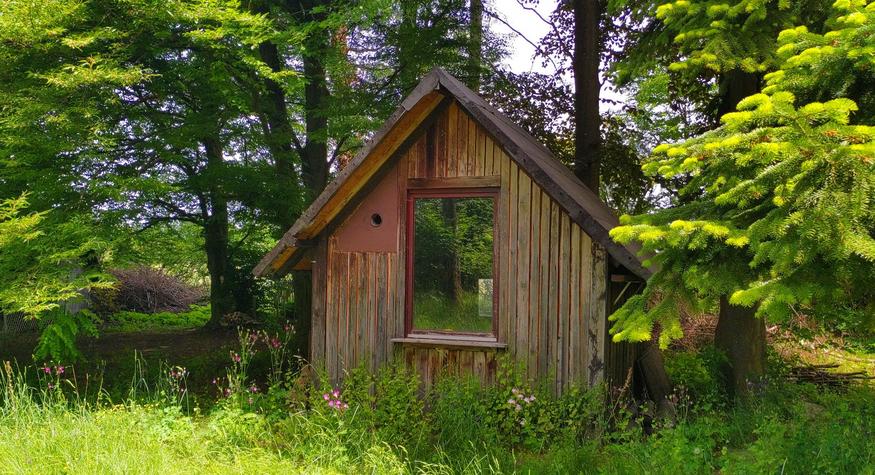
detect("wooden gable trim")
[253,85,445,277]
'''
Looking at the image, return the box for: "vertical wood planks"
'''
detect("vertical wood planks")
[588,242,607,386]
[311,236,328,368]
[321,99,613,392]
[568,225,581,383]
[527,187,541,377]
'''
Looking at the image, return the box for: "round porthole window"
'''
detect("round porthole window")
[370,213,383,227]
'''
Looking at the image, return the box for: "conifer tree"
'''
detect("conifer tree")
[609,0,875,394]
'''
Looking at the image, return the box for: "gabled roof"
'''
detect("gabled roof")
[254,68,650,280]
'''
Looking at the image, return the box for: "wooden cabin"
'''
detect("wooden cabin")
[255,69,648,392]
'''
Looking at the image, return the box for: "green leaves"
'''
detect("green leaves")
[0,196,113,322]
[609,1,875,346]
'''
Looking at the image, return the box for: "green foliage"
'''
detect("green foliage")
[413,290,491,333]
[0,196,112,319]
[610,1,875,346]
[34,310,101,362]
[2,356,873,473]
[664,346,728,409]
[653,0,830,74]
[107,305,211,333]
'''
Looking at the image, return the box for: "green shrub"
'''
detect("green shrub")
[665,346,728,411]
[107,304,210,332]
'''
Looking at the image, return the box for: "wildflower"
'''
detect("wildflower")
[511,388,520,395]
[55,365,65,375]
[332,389,340,398]
[230,352,242,363]
[42,366,51,374]
[270,338,281,349]
[323,393,330,401]
[507,398,516,405]
[211,378,218,385]
[283,323,292,333]
[249,385,259,393]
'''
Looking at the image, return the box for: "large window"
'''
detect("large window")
[406,190,497,336]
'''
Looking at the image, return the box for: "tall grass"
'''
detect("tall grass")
[1,344,873,474]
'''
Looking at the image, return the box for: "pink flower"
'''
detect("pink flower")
[42,366,51,374]
[230,352,241,363]
[323,393,330,401]
[55,366,65,375]
[332,389,340,398]
[249,385,259,393]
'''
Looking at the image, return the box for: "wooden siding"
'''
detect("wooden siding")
[314,101,610,390]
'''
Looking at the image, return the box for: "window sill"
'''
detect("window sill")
[391,336,507,350]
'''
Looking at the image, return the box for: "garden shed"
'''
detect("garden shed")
[255,69,648,392]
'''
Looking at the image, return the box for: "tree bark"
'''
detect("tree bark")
[467,0,483,91]
[714,296,766,398]
[202,137,234,329]
[572,0,602,192]
[715,69,761,119]
[441,199,463,304]
[256,39,300,229]
[637,339,676,419]
[301,31,330,196]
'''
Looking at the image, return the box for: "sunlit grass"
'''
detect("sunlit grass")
[413,291,492,333]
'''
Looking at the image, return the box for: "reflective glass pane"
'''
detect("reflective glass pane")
[412,196,494,334]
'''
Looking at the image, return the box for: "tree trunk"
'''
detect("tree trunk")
[284,24,331,359]
[714,296,766,398]
[203,138,234,329]
[301,32,330,196]
[572,0,602,192]
[715,69,761,119]
[467,0,483,91]
[256,39,300,229]
[441,199,463,304]
[637,339,676,419]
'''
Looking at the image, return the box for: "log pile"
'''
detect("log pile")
[788,363,874,389]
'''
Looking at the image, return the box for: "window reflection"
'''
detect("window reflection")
[412,196,495,334]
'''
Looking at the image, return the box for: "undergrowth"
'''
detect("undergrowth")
[1,331,873,474]
[105,304,211,333]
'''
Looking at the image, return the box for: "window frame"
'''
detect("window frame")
[405,187,500,340]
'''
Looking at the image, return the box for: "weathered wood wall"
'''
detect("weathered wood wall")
[312,101,612,390]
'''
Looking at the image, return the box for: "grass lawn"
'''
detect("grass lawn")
[1,311,873,474]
